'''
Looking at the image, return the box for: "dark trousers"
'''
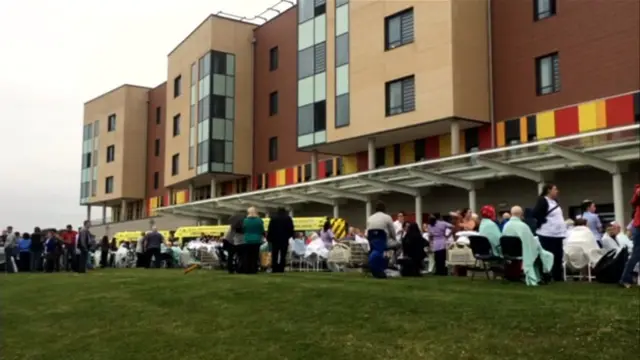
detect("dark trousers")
[270,241,288,273]
[161,252,173,268]
[100,250,109,268]
[434,249,447,276]
[30,250,43,272]
[76,250,88,273]
[146,248,162,268]
[18,252,31,272]
[223,240,237,273]
[45,253,56,273]
[136,252,146,268]
[64,247,75,271]
[109,253,116,268]
[243,244,260,274]
[538,235,564,281]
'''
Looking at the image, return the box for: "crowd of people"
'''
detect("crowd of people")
[3,183,639,288]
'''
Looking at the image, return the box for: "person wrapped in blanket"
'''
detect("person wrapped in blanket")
[399,223,428,277]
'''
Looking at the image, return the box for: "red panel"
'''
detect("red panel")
[478,124,492,150]
[605,94,635,127]
[252,175,259,190]
[268,172,277,188]
[356,151,368,171]
[184,190,190,203]
[163,194,170,207]
[317,160,327,179]
[285,167,294,185]
[425,136,439,159]
[554,106,579,136]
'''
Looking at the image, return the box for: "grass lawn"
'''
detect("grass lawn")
[1,270,638,360]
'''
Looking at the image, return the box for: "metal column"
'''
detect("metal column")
[537,182,545,196]
[102,205,107,224]
[415,195,423,226]
[468,189,477,213]
[310,151,318,180]
[86,205,92,221]
[612,172,625,226]
[365,200,372,222]
[333,203,339,218]
[367,138,375,170]
[451,120,460,155]
[210,179,217,198]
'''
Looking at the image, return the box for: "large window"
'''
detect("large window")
[173,75,182,97]
[385,8,414,50]
[534,0,556,21]
[107,114,116,132]
[269,137,278,162]
[105,176,114,194]
[173,114,181,136]
[106,145,115,163]
[536,53,560,95]
[385,75,415,116]
[154,139,160,157]
[269,91,278,116]
[269,46,278,71]
[171,154,179,176]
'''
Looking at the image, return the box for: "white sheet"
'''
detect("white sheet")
[564,226,605,267]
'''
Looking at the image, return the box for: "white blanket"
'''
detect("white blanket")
[354,235,370,252]
[304,237,330,259]
[564,226,605,268]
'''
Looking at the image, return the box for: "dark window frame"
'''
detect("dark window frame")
[535,52,560,96]
[269,137,278,162]
[154,139,160,157]
[105,176,114,194]
[385,75,416,116]
[384,8,414,50]
[155,106,162,124]
[153,172,159,190]
[107,114,116,132]
[172,114,181,136]
[269,46,279,71]
[534,0,556,21]
[375,147,386,168]
[269,91,279,116]
[173,75,182,98]
[171,154,179,176]
[106,145,115,163]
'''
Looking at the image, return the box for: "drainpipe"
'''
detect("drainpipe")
[251,35,257,189]
[487,0,495,148]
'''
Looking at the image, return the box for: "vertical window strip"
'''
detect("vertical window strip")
[335,3,349,128]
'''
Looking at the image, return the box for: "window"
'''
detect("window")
[155,107,161,124]
[298,47,314,79]
[385,8,414,50]
[171,154,179,176]
[269,137,278,162]
[211,140,225,163]
[106,145,115,163]
[212,52,226,74]
[314,100,326,131]
[336,33,349,67]
[212,95,226,118]
[335,94,349,127]
[269,47,279,71]
[536,53,560,95]
[375,147,385,168]
[105,176,114,194]
[82,153,91,168]
[154,139,160,157]
[534,0,556,21]
[414,139,426,162]
[315,0,326,16]
[93,120,100,137]
[107,114,116,132]
[153,172,159,190]
[324,159,333,178]
[173,75,182,97]
[314,42,326,74]
[385,75,415,116]
[269,91,278,116]
[173,114,181,136]
[303,163,311,182]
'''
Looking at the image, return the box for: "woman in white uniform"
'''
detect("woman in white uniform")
[533,184,567,281]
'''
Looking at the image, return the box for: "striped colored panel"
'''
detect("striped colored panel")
[268,171,277,188]
[400,142,414,164]
[496,121,505,146]
[458,130,466,154]
[605,93,635,127]
[330,218,347,239]
[438,134,451,157]
[317,160,327,179]
[578,102,598,132]
[276,169,286,186]
[555,106,579,136]
[356,151,368,171]
[478,124,492,149]
[425,136,439,159]
[285,167,294,184]
[536,111,556,139]
[384,146,394,166]
[148,197,158,216]
[343,154,357,174]
[519,117,528,143]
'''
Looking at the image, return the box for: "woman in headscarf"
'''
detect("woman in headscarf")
[400,223,428,276]
[479,205,502,257]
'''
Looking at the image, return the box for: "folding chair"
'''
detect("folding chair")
[500,236,523,261]
[468,235,501,280]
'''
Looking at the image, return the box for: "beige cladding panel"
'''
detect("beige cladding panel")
[165,18,214,187]
[121,86,150,199]
[210,18,256,176]
[328,1,456,143]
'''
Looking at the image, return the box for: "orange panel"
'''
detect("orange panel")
[285,167,295,184]
[459,131,466,154]
[276,169,286,186]
[595,100,607,129]
[496,122,505,147]
[519,117,528,143]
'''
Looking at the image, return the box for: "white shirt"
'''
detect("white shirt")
[393,220,404,241]
[537,197,567,238]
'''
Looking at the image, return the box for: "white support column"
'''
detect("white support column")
[333,202,339,219]
[310,151,318,180]
[120,200,127,221]
[450,120,460,155]
[415,195,423,226]
[188,183,194,202]
[367,138,375,170]
[365,200,372,222]
[102,205,107,224]
[210,179,217,198]
[289,209,294,217]
[217,218,222,225]
[468,189,477,213]
[86,205,92,221]
[537,182,545,196]
[612,172,625,226]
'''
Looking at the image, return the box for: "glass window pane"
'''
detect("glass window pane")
[189,145,195,168]
[297,104,314,135]
[211,140,225,163]
[211,163,224,172]
[314,42,326,74]
[298,47,314,79]
[225,141,233,163]
[190,104,195,127]
[212,118,225,140]
[298,0,314,23]
[211,95,224,118]
[336,0,348,6]
[225,76,234,98]
[388,81,402,113]
[298,76,314,106]
[336,64,349,96]
[387,16,401,45]
[224,164,233,173]
[212,52,226,74]
[225,119,233,140]
[190,128,195,146]
[336,93,349,127]
[314,131,326,144]
[225,98,234,119]
[226,54,235,75]
[298,20,314,51]
[314,14,326,44]
[203,119,210,141]
[539,57,552,89]
[314,72,326,102]
[202,140,210,163]
[93,121,99,136]
[203,52,211,76]
[298,134,314,147]
[336,33,349,67]
[191,63,197,84]
[197,121,204,142]
[336,5,349,36]
[213,74,226,96]
[191,85,197,105]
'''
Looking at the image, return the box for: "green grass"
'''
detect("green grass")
[1,270,638,360]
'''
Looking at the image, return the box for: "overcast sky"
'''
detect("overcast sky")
[0,0,291,232]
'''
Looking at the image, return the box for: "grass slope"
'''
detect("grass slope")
[1,270,638,360]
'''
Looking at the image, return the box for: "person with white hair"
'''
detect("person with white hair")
[502,206,554,286]
[602,222,632,251]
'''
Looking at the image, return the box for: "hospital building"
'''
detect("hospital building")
[80,0,640,237]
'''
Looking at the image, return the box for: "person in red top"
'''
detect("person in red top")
[620,184,640,288]
[61,224,77,272]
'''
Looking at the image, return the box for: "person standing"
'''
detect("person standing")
[30,227,43,272]
[4,227,17,273]
[393,212,405,242]
[17,233,32,272]
[532,184,566,282]
[144,227,165,269]
[242,206,265,274]
[99,236,109,268]
[581,200,603,247]
[224,213,245,273]
[267,207,294,273]
[76,221,92,273]
[61,225,77,271]
[428,213,453,276]
[135,232,146,267]
[44,231,58,273]
[620,184,640,288]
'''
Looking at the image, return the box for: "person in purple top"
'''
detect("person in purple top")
[320,220,335,250]
[428,213,453,276]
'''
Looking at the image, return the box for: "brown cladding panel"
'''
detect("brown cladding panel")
[491,0,640,121]
[146,83,167,198]
[253,8,314,175]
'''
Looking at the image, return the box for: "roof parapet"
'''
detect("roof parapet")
[215,0,294,25]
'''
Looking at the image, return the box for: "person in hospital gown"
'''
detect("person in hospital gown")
[502,206,554,286]
[479,205,502,257]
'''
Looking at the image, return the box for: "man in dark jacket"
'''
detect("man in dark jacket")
[267,207,294,273]
[30,227,44,272]
[76,221,92,273]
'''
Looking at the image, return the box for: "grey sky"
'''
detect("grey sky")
[0,0,288,232]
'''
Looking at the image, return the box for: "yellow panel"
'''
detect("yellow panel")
[536,111,556,139]
[578,102,598,132]
[519,117,528,143]
[496,122,505,146]
[175,191,186,205]
[439,134,452,157]
[276,169,286,186]
[384,146,394,166]
[459,130,466,154]
[400,142,415,164]
[343,155,357,174]
[595,100,607,129]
